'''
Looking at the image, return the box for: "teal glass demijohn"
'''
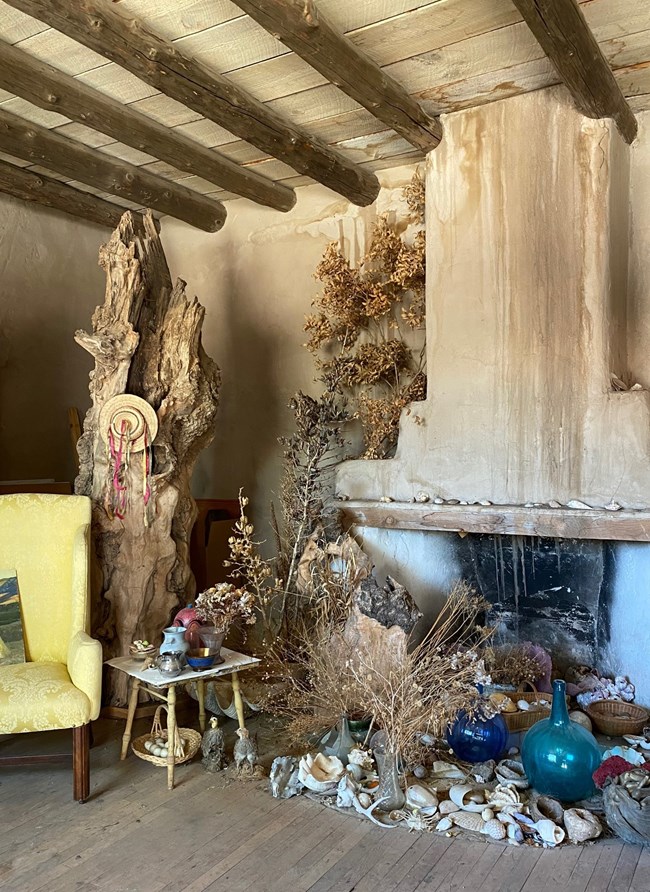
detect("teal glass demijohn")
[522,679,602,801]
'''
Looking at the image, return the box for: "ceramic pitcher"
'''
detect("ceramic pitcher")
[160,626,190,656]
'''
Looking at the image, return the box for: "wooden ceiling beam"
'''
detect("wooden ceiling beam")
[2,0,381,206]
[229,0,441,153]
[511,0,637,143]
[0,157,131,228]
[0,41,295,212]
[0,109,226,231]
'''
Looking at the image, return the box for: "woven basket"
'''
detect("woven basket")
[585,700,649,737]
[503,683,561,733]
[131,705,201,767]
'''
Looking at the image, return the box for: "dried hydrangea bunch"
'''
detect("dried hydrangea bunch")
[305,169,426,460]
[194,582,256,635]
[481,644,543,687]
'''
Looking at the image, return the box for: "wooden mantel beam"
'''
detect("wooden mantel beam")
[0,109,226,232]
[3,0,381,206]
[511,0,637,143]
[230,0,441,153]
[0,41,295,212]
[0,158,131,228]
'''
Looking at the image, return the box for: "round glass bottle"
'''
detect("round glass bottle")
[522,679,602,801]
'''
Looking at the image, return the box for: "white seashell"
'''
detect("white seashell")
[566,499,593,510]
[144,740,153,752]
[412,764,428,779]
[471,760,496,783]
[347,763,363,781]
[478,500,492,506]
[298,753,345,792]
[604,501,622,511]
[433,497,444,504]
[406,785,439,811]
[446,499,460,505]
[507,823,524,843]
[336,775,360,809]
[517,700,531,711]
[548,500,562,508]
[348,748,374,770]
[481,818,507,840]
[379,496,394,503]
[451,812,485,833]
[535,819,565,846]
[357,792,372,809]
[415,492,430,503]
[155,737,165,746]
[524,502,535,508]
[569,710,592,732]
[459,500,469,505]
[449,784,486,812]
[508,747,520,756]
[152,746,164,757]
[439,800,460,815]
[436,817,453,832]
[563,808,602,843]
[487,784,524,809]
[481,808,495,821]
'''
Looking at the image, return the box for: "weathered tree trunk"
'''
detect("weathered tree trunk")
[74,211,220,705]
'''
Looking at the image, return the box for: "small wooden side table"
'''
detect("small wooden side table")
[107,647,260,790]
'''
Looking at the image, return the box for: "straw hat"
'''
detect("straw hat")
[99,394,158,453]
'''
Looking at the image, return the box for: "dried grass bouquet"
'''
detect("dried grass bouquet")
[194,582,256,635]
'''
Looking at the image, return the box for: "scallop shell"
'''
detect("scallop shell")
[563,808,602,843]
[529,795,564,826]
[487,783,523,808]
[298,753,345,792]
[495,760,529,790]
[449,784,486,812]
[481,818,507,840]
[451,811,485,833]
[535,818,566,846]
[436,817,453,832]
[406,785,439,813]
[438,800,460,815]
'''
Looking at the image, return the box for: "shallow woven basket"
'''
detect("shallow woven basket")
[132,705,201,767]
[585,699,649,737]
[503,684,565,733]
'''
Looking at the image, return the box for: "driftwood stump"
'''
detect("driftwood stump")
[74,211,220,705]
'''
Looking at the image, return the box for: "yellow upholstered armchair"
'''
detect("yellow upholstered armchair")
[0,494,102,801]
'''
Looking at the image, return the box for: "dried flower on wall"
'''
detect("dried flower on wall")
[306,170,426,459]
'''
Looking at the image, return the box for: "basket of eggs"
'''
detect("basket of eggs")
[489,684,564,733]
[131,705,201,766]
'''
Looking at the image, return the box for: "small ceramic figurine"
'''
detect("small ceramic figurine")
[233,727,261,777]
[201,717,226,772]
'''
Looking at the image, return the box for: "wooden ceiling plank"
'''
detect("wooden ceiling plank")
[230,0,441,152]
[0,107,227,230]
[2,0,380,206]
[512,0,637,143]
[0,41,296,210]
[0,156,131,227]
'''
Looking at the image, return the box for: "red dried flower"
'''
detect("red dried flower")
[593,755,636,788]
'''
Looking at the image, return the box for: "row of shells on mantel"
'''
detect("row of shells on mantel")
[335,493,624,511]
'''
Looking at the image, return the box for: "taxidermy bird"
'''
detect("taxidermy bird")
[201,717,226,772]
[233,727,260,777]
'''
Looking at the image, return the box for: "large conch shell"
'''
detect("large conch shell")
[534,818,566,846]
[563,808,602,842]
[449,784,486,812]
[298,753,344,792]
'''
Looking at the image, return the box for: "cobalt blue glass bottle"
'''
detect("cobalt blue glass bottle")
[446,706,509,763]
[522,679,602,801]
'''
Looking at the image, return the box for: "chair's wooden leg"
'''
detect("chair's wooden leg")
[197,677,206,733]
[231,671,246,730]
[72,724,90,803]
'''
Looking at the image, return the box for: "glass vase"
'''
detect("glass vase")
[318,715,356,766]
[446,708,509,763]
[375,748,406,811]
[522,679,602,802]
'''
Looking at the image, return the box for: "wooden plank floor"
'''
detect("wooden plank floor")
[1,717,649,892]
